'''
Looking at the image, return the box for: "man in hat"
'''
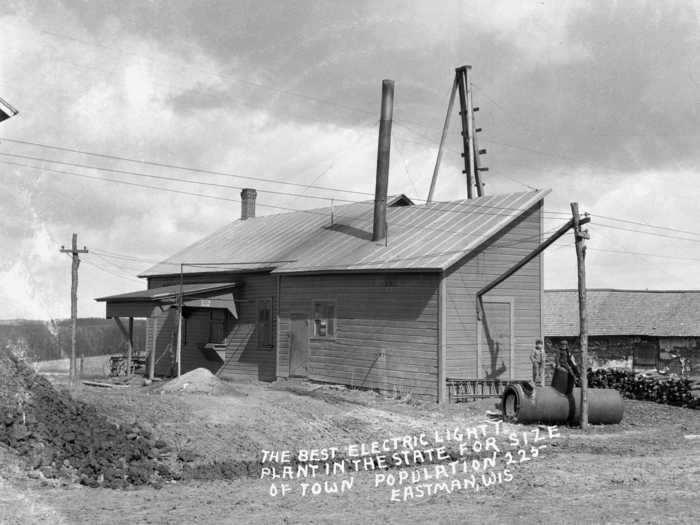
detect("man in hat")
[530,339,545,386]
[557,340,580,379]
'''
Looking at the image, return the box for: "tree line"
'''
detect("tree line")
[0,319,146,362]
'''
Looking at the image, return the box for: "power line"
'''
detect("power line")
[5,162,577,259]
[3,154,570,225]
[0,137,375,197]
[594,221,700,245]
[0,151,361,204]
[1,159,338,216]
[593,213,700,238]
[588,247,700,263]
[83,258,143,283]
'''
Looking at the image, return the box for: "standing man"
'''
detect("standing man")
[530,339,545,386]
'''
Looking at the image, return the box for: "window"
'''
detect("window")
[257,298,273,349]
[312,300,335,338]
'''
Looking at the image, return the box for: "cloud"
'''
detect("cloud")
[1,2,700,320]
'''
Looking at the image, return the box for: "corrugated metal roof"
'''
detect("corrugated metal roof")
[544,289,700,337]
[140,190,548,277]
[96,282,238,302]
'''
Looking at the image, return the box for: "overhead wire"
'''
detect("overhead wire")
[83,258,143,283]
[588,247,700,263]
[0,151,361,204]
[593,221,700,245]
[2,155,572,226]
[0,137,376,198]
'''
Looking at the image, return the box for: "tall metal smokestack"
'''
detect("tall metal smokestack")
[372,79,394,242]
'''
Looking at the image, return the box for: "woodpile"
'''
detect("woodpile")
[587,369,698,408]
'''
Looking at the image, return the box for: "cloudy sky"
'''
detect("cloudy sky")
[1,0,699,320]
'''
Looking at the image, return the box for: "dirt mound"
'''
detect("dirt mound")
[157,368,246,397]
[0,348,175,488]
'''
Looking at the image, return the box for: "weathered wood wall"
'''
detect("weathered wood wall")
[277,273,440,397]
[146,272,276,381]
[444,202,543,380]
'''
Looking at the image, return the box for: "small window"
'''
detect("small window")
[312,300,335,338]
[257,298,273,349]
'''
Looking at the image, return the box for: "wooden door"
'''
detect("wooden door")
[479,300,513,379]
[289,314,309,377]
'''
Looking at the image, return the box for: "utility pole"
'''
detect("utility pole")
[456,66,474,199]
[427,65,487,203]
[571,203,590,430]
[60,233,88,386]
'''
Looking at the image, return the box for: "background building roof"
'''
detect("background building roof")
[140,190,548,277]
[544,289,700,337]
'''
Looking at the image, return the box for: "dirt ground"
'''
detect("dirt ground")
[1,377,699,525]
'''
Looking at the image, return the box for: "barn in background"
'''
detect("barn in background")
[544,289,700,374]
[98,187,549,402]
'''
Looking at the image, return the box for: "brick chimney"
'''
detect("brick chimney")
[240,188,257,220]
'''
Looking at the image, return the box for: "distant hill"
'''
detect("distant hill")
[0,318,146,362]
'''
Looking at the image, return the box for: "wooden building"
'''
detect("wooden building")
[98,187,549,402]
[544,289,700,373]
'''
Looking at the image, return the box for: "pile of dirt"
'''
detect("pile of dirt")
[0,348,175,488]
[157,368,246,397]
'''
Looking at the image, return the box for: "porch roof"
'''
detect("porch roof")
[96,282,239,318]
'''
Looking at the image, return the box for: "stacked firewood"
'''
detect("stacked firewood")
[587,369,697,408]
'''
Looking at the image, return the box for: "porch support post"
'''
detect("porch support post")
[127,317,134,376]
[149,314,157,381]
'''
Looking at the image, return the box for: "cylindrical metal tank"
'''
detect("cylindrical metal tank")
[502,383,623,425]
[570,387,624,425]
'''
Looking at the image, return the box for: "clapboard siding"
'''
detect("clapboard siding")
[146,272,277,381]
[217,273,276,382]
[279,273,440,397]
[444,202,543,380]
[151,306,177,377]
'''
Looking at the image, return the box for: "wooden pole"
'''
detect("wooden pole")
[465,67,477,197]
[59,233,88,386]
[127,317,134,376]
[427,76,458,203]
[571,202,590,430]
[149,314,156,381]
[176,264,184,377]
[469,70,485,197]
[456,66,473,199]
